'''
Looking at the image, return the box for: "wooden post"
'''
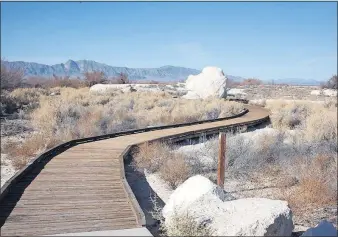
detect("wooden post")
[217,132,226,188]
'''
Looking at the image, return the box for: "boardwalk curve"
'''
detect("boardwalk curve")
[0,105,269,236]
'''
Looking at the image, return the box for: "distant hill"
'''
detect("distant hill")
[1,60,201,82]
[1,59,321,85]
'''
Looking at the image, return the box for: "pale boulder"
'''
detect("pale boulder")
[184,67,227,99]
[310,89,337,97]
[163,175,294,236]
[162,175,234,219]
[323,89,337,97]
[310,90,322,96]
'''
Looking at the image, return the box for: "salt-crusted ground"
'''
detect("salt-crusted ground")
[141,127,337,233]
[90,83,336,102]
[1,118,34,187]
[1,154,16,187]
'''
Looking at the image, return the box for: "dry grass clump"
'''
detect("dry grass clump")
[267,101,312,130]
[304,110,337,143]
[159,153,190,189]
[132,142,169,173]
[1,87,54,116]
[149,194,214,236]
[3,133,60,170]
[266,99,337,151]
[10,88,49,112]
[133,142,190,188]
[1,90,17,115]
[163,211,214,236]
[282,154,337,214]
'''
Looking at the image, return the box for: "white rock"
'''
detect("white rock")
[184,67,227,99]
[215,198,293,236]
[323,89,337,97]
[310,90,322,96]
[162,175,233,219]
[301,220,337,236]
[89,84,128,93]
[227,88,247,99]
[164,175,294,236]
[310,89,337,97]
[89,84,163,94]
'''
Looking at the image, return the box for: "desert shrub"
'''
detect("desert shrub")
[50,77,85,88]
[240,78,263,86]
[24,76,86,89]
[267,100,320,130]
[227,78,241,88]
[1,62,24,90]
[10,88,49,112]
[1,90,18,115]
[4,133,60,170]
[133,142,190,188]
[149,194,214,237]
[321,75,337,89]
[84,71,107,86]
[163,211,214,236]
[159,153,190,189]
[304,110,337,146]
[323,98,337,109]
[1,88,49,116]
[114,72,129,84]
[283,154,337,213]
[132,142,169,173]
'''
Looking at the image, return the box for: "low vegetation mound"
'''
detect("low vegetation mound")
[2,87,244,170]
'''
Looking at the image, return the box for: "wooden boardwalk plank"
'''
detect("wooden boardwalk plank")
[0,105,269,236]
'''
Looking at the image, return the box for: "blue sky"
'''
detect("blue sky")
[1,2,337,81]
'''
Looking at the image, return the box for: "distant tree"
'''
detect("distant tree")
[227,78,241,88]
[83,71,107,86]
[240,78,263,86]
[116,72,129,84]
[25,76,48,88]
[321,75,337,89]
[1,62,24,90]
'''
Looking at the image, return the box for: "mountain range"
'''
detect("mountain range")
[1,60,321,85]
[1,60,201,82]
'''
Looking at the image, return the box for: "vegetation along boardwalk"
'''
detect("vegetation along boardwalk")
[0,105,269,236]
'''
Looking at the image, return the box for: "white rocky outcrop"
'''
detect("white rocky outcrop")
[89,83,185,94]
[323,89,337,97]
[89,84,130,93]
[310,89,337,97]
[301,220,337,236]
[227,88,247,98]
[183,67,227,99]
[163,175,294,236]
[310,90,322,96]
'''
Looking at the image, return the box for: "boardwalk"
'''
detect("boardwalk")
[0,105,269,236]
